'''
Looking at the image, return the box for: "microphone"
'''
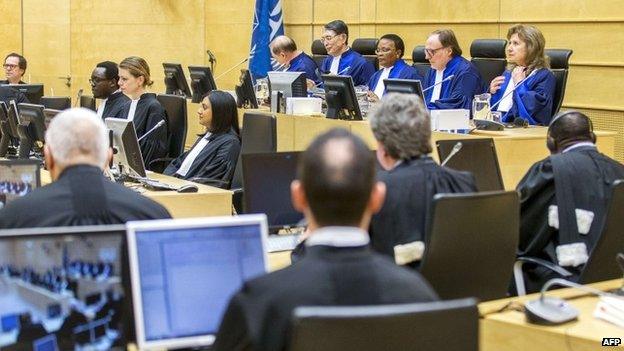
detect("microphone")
[422,74,455,93]
[214,58,249,81]
[206,49,217,71]
[74,88,83,108]
[337,66,351,75]
[440,142,463,166]
[138,120,166,142]
[490,74,532,111]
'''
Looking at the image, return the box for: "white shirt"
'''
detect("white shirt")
[305,226,370,247]
[126,99,139,121]
[497,78,516,112]
[373,66,393,98]
[175,133,212,177]
[330,56,341,74]
[430,69,444,102]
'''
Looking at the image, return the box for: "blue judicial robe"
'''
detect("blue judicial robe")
[288,52,321,85]
[424,55,484,110]
[321,49,375,86]
[367,59,424,95]
[491,68,556,125]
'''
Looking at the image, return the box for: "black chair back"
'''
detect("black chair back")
[231,112,277,189]
[579,180,624,284]
[412,45,431,78]
[40,96,71,110]
[470,39,507,85]
[290,298,479,351]
[156,94,187,159]
[420,191,519,301]
[352,38,379,70]
[80,95,96,111]
[311,39,328,70]
[545,49,573,116]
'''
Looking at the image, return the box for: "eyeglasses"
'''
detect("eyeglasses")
[425,47,446,56]
[3,64,18,70]
[320,34,339,42]
[89,77,109,86]
[374,48,394,54]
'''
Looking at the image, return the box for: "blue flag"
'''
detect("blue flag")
[249,0,284,79]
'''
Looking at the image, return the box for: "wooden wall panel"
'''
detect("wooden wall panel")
[376,0,499,23]
[0,0,22,57]
[500,0,624,21]
[564,66,624,111]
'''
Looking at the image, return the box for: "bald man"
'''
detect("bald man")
[270,35,321,86]
[0,108,170,228]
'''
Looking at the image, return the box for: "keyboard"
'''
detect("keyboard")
[139,178,177,191]
[267,233,301,253]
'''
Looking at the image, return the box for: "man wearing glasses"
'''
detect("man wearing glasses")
[319,20,375,86]
[90,61,129,119]
[367,34,424,102]
[423,29,484,110]
[2,53,27,85]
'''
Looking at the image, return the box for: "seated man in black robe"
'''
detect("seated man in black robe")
[0,108,171,228]
[213,129,439,351]
[90,61,130,119]
[516,111,624,292]
[368,93,477,267]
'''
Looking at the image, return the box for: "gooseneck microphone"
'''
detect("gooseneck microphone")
[206,49,217,71]
[74,88,84,108]
[422,74,455,93]
[440,141,463,166]
[138,120,166,142]
[214,58,250,81]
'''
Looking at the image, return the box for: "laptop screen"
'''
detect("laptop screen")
[0,159,41,208]
[127,215,268,350]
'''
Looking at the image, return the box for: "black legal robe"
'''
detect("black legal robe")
[212,244,439,351]
[101,90,130,119]
[118,93,169,169]
[369,156,477,262]
[163,130,240,183]
[0,165,171,228]
[516,145,624,288]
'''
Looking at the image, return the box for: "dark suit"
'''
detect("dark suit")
[0,85,28,104]
[100,90,130,119]
[0,165,171,228]
[213,229,438,351]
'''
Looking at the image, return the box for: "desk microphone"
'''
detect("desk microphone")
[206,49,217,71]
[74,88,83,108]
[138,120,166,142]
[214,58,250,81]
[422,74,455,93]
[440,141,463,166]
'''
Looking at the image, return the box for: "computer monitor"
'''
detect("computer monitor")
[267,71,307,98]
[0,102,15,156]
[127,215,269,351]
[17,103,47,158]
[33,334,59,351]
[383,78,425,102]
[0,159,41,208]
[0,225,128,350]
[235,69,258,109]
[163,63,192,98]
[43,108,60,128]
[1,313,19,332]
[2,84,44,104]
[188,66,217,103]
[436,138,505,191]
[322,75,362,120]
[105,117,147,178]
[242,151,304,231]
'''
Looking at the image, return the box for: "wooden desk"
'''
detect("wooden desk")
[41,170,232,219]
[480,279,624,350]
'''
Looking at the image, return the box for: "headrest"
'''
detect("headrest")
[311,39,327,55]
[545,49,573,69]
[412,45,427,63]
[352,38,378,55]
[469,39,507,59]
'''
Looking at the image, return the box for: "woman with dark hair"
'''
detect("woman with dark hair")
[490,24,556,125]
[164,90,240,186]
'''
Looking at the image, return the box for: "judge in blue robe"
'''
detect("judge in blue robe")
[320,20,375,86]
[490,24,556,125]
[423,29,484,110]
[367,34,424,100]
[270,35,321,85]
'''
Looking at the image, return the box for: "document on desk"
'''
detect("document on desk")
[594,295,624,328]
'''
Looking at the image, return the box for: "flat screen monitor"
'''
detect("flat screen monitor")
[322,74,362,120]
[18,103,47,147]
[163,63,192,98]
[242,151,304,230]
[383,78,425,102]
[267,71,307,98]
[188,66,217,103]
[0,159,40,208]
[127,215,269,351]
[235,69,258,109]
[105,117,147,178]
[43,108,60,129]
[0,225,128,351]
[2,84,44,104]
[436,138,504,191]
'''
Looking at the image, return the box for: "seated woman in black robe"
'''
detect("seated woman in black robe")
[117,56,169,169]
[164,90,240,187]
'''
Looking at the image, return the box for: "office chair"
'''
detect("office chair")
[470,39,507,86]
[40,96,71,110]
[545,49,573,116]
[148,94,186,173]
[80,95,97,111]
[289,298,479,351]
[514,180,624,295]
[352,38,379,71]
[420,191,519,301]
[411,45,431,78]
[311,39,328,69]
